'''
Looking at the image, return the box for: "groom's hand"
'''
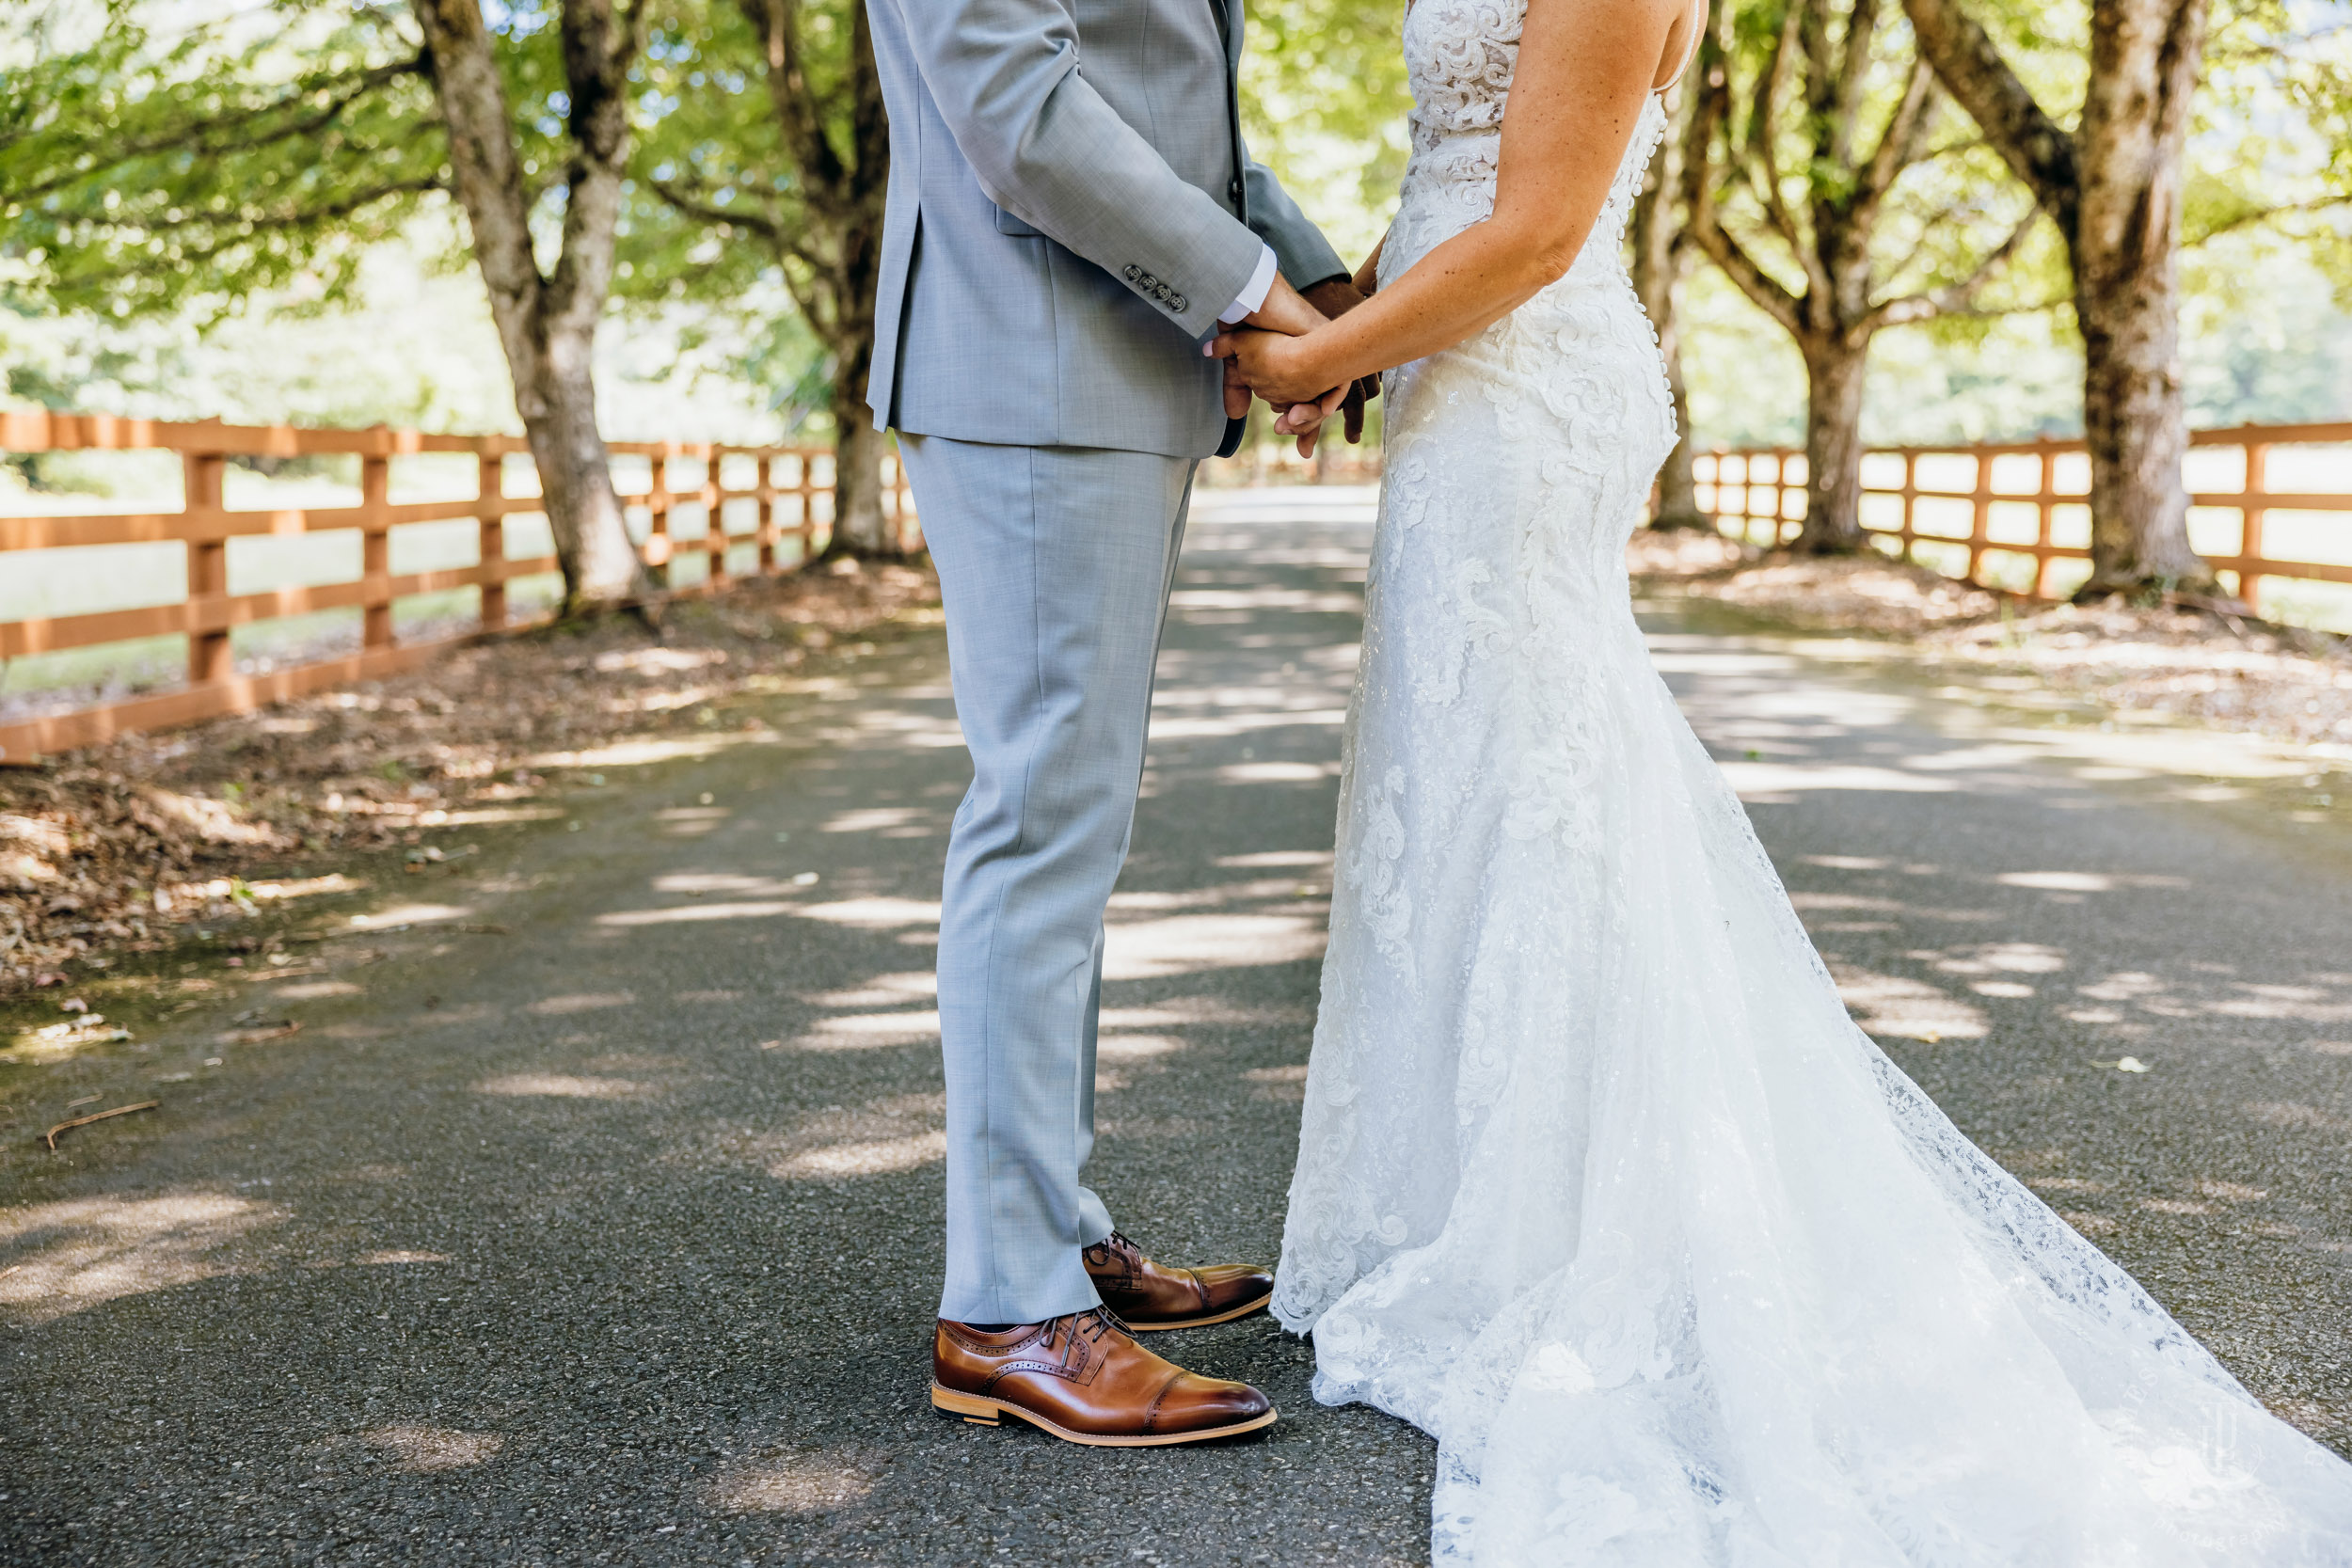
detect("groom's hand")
[1285,278,1380,451]
[1221,274,1329,420]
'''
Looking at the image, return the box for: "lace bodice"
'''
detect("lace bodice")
[1383,0,1668,293]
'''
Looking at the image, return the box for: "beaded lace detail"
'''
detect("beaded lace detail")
[1274,0,2352,1561]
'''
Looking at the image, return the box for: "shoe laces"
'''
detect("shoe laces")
[1085,1230,1140,1271]
[1045,1306,1122,1366]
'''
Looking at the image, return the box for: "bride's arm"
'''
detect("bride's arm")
[1352,232,1387,296]
[1213,0,1687,408]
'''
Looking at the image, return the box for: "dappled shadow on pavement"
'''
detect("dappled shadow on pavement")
[6,494,2351,1566]
[0,491,1429,1566]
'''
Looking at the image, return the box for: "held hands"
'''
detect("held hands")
[1207,275,1377,456]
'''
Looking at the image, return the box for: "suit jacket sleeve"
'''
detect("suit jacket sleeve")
[904,0,1265,341]
[1241,146,1348,292]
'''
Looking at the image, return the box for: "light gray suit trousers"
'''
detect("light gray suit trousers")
[902,437,1194,1323]
[864,0,1343,1323]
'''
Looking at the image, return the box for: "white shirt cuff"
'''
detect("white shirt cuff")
[1218,245,1279,325]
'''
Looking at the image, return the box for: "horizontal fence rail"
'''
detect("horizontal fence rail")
[0,411,912,762]
[1692,421,2352,621]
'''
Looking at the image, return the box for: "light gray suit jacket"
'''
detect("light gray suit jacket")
[865,0,1347,458]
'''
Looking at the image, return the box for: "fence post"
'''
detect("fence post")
[478,450,507,631]
[2035,441,2056,598]
[644,449,673,588]
[360,453,393,651]
[1782,448,1801,547]
[797,451,818,562]
[755,451,778,576]
[705,446,730,591]
[1899,451,1917,566]
[1967,451,1993,585]
[2240,440,2268,615]
[184,451,233,686]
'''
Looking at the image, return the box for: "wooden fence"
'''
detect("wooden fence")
[1692,420,2352,616]
[0,411,910,763]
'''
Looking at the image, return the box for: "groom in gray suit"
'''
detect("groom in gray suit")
[865,0,1360,1444]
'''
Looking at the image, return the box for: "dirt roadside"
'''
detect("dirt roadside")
[1630,528,2352,758]
[0,561,942,1010]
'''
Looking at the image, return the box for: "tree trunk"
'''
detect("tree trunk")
[814,251,893,559]
[1632,87,1708,531]
[520,326,644,603]
[2075,266,2203,594]
[2071,0,2213,596]
[1899,0,2213,597]
[1797,335,1871,553]
[414,0,650,612]
[826,354,891,558]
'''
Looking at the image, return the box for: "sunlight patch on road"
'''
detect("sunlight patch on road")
[802,1010,940,1049]
[1897,743,2046,773]
[820,806,933,835]
[795,897,942,929]
[1169,587,1363,613]
[1109,879,1320,912]
[1717,761,1960,800]
[1216,760,1339,784]
[706,1453,877,1514]
[433,804,566,827]
[773,1131,947,1179]
[475,1073,644,1100]
[1830,966,1991,1041]
[360,1427,505,1473]
[597,900,799,926]
[1245,1064,1311,1102]
[1099,1036,1186,1060]
[1102,912,1327,980]
[1149,709,1350,740]
[0,1193,281,1323]
[346,902,472,931]
[1998,871,2118,893]
[1216,849,1334,869]
[657,873,781,894]
[524,735,747,770]
[527,992,634,1016]
[1927,942,2069,976]
[799,971,937,1008]
[1995,870,2188,895]
[2201,980,2352,1023]
[654,806,731,836]
[273,979,364,1000]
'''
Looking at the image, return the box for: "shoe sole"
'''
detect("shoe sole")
[930,1383,1277,1447]
[1119,1291,1275,1333]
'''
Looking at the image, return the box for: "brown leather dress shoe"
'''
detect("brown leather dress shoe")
[931,1309,1276,1447]
[1082,1229,1275,1331]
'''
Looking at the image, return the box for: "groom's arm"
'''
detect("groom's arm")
[904,0,1265,341]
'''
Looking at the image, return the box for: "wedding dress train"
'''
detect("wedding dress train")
[1272,2,2352,1560]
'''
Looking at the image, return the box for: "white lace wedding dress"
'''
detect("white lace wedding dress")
[1272,2,2352,1562]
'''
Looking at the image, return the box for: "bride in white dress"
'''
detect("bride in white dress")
[1213,0,2352,1561]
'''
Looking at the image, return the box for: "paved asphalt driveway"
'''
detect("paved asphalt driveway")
[5,489,2348,1565]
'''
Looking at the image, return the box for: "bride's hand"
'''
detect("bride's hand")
[1210,326,1343,413]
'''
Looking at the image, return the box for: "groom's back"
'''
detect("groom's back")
[864,0,1246,458]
